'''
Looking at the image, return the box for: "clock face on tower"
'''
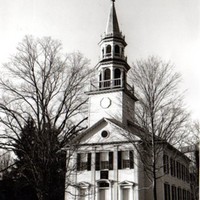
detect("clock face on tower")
[100,97,111,109]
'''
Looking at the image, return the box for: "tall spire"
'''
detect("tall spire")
[106,0,120,36]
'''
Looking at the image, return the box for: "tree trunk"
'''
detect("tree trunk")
[152,115,157,200]
[152,150,157,200]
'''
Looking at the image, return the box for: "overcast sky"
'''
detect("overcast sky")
[0,0,199,121]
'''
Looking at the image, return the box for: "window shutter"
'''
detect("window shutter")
[77,153,81,171]
[130,151,134,169]
[95,152,100,170]
[87,153,91,171]
[109,152,113,170]
[118,151,122,169]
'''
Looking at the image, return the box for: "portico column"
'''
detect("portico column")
[121,69,124,87]
[92,147,96,200]
[114,146,118,200]
[111,66,114,88]
[129,186,133,200]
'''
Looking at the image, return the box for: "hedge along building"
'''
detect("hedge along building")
[65,1,191,200]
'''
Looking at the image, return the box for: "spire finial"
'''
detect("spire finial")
[106,0,120,35]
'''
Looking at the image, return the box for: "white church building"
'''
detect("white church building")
[65,1,191,199]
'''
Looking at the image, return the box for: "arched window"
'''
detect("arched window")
[106,45,111,57]
[104,69,110,80]
[104,69,111,88]
[114,68,121,78]
[115,45,120,56]
[114,68,121,86]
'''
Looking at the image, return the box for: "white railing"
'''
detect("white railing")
[90,78,122,91]
[88,78,134,96]
[102,53,127,61]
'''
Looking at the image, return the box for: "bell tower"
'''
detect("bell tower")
[98,0,129,89]
[86,0,137,127]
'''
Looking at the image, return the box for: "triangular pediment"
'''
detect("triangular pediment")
[120,180,136,187]
[77,118,140,145]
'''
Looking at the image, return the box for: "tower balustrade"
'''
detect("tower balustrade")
[88,78,134,96]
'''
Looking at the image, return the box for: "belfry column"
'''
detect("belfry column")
[111,66,114,87]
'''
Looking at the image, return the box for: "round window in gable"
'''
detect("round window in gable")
[101,130,109,138]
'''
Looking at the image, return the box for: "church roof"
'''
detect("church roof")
[82,118,129,137]
[106,0,120,36]
[72,118,141,145]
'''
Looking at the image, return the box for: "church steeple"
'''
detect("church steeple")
[86,0,137,127]
[97,0,130,87]
[106,0,120,36]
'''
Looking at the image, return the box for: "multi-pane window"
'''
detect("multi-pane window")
[78,150,134,171]
[170,158,176,177]
[187,191,190,200]
[183,189,186,200]
[176,162,181,179]
[177,187,182,200]
[186,168,189,183]
[101,161,109,169]
[165,156,189,183]
[122,151,130,168]
[176,163,188,182]
[163,155,169,174]
[95,152,113,171]
[114,68,121,86]
[77,153,91,171]
[171,185,177,200]
[179,163,182,180]
[164,183,171,200]
[118,151,134,169]
[101,152,109,169]
[181,165,184,181]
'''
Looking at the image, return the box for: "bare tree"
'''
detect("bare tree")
[128,56,189,200]
[0,36,92,200]
[182,120,199,200]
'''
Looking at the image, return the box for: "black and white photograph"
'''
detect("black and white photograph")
[0,0,199,199]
